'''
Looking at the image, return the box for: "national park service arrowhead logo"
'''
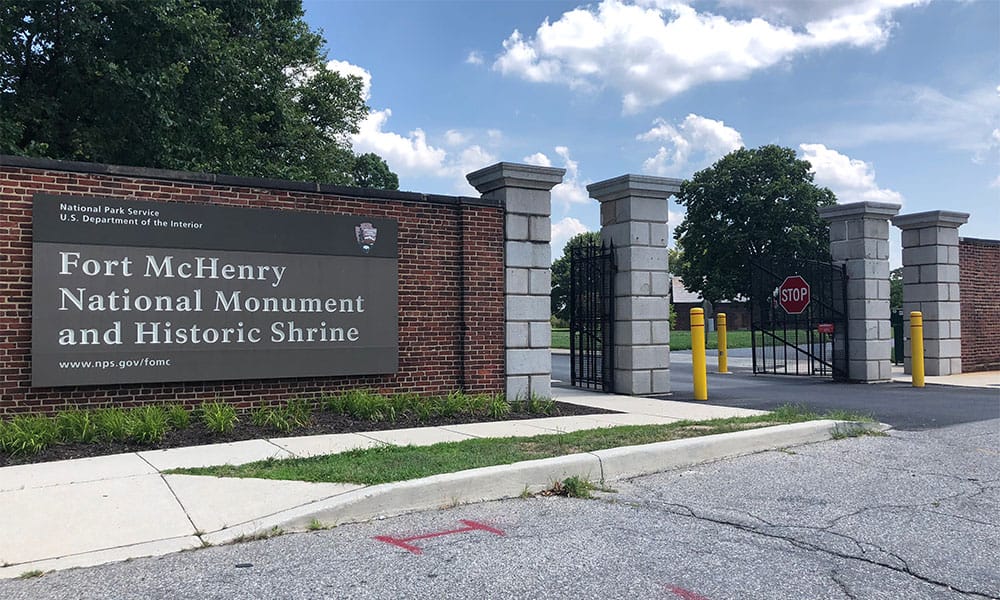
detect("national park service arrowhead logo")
[355,222,378,254]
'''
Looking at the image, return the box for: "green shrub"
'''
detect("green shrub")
[128,406,168,444]
[165,404,191,430]
[437,391,468,418]
[487,394,511,419]
[96,408,132,442]
[284,399,313,427]
[251,406,292,433]
[200,401,238,434]
[334,389,393,422]
[513,394,556,416]
[2,416,59,456]
[57,410,98,443]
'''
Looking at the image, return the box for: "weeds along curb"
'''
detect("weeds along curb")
[198,419,888,546]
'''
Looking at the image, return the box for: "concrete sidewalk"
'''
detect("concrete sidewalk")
[0,389,874,578]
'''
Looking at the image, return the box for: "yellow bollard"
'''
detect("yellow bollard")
[717,312,728,374]
[910,311,925,388]
[691,308,708,400]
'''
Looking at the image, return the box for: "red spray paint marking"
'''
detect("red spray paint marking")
[374,520,505,555]
[666,585,711,600]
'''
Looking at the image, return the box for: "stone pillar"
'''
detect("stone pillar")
[819,201,900,382]
[588,174,681,395]
[892,211,969,376]
[467,162,565,400]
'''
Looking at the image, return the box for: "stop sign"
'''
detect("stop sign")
[778,275,810,314]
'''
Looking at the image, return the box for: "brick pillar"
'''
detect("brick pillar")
[467,162,565,400]
[588,174,681,395]
[892,211,969,376]
[819,201,900,382]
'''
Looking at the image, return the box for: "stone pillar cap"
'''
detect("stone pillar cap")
[466,162,566,194]
[587,174,682,203]
[818,201,901,221]
[892,210,970,230]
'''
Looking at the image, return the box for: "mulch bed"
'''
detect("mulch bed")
[0,401,616,468]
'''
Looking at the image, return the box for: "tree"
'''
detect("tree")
[673,145,836,303]
[352,152,399,190]
[889,267,903,311]
[550,231,602,323]
[0,0,398,188]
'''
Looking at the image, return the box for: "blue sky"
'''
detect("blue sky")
[304,0,999,266]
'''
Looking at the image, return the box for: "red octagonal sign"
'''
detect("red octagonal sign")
[778,275,811,314]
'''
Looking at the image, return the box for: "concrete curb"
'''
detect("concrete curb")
[201,419,886,546]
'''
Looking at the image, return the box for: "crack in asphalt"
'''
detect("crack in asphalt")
[615,496,997,599]
[830,569,858,600]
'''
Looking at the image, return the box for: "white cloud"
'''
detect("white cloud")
[799,143,904,205]
[522,152,553,167]
[324,57,504,195]
[713,0,925,28]
[550,146,592,212]
[551,216,590,260]
[465,51,484,65]
[352,109,448,173]
[448,145,499,194]
[639,114,744,175]
[444,129,470,146]
[494,0,922,111]
[325,59,373,101]
[819,84,1000,159]
[522,147,591,212]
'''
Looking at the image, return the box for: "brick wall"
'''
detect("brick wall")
[959,237,1000,372]
[0,156,505,415]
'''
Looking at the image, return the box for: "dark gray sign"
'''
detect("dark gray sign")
[32,194,398,387]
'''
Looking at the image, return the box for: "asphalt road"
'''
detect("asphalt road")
[554,352,1000,431]
[5,419,997,599]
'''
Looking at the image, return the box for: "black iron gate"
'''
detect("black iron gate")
[569,243,615,392]
[749,257,848,379]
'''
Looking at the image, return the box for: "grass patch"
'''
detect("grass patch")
[665,330,756,351]
[543,476,616,499]
[552,328,570,349]
[554,329,756,351]
[171,406,871,485]
[17,570,44,579]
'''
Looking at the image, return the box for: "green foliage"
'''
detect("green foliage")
[352,153,399,190]
[128,406,169,444]
[326,389,393,422]
[321,389,524,423]
[200,401,238,435]
[165,405,191,430]
[1,416,60,455]
[673,145,836,303]
[1,0,397,188]
[890,267,903,311]
[553,476,598,499]
[252,406,293,433]
[252,399,313,433]
[95,409,132,442]
[550,231,603,321]
[514,394,556,416]
[487,394,511,419]
[284,399,314,427]
[17,570,44,579]
[57,410,98,443]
